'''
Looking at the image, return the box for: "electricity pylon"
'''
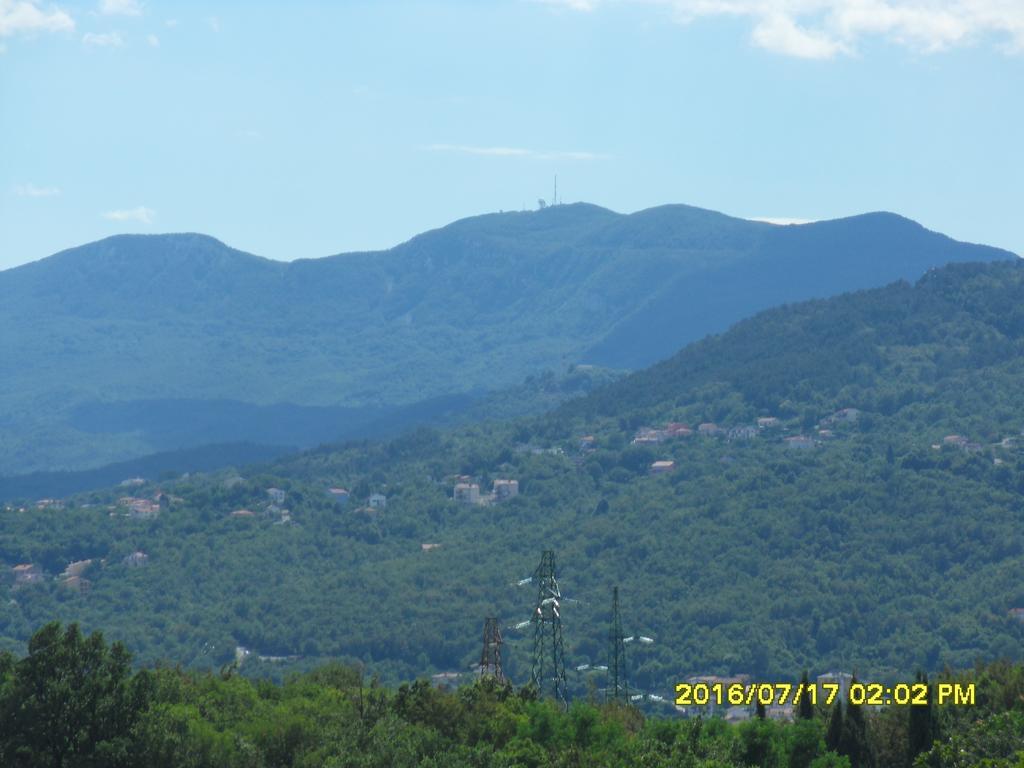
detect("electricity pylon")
[608,585,628,703]
[479,617,505,682]
[531,550,568,706]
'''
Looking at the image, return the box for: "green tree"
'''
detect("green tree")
[0,622,150,768]
[838,678,875,768]
[825,700,844,754]
[798,671,815,720]
[907,671,936,767]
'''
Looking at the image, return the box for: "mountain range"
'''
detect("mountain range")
[0,202,1014,480]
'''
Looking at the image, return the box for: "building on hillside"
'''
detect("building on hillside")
[943,435,968,448]
[119,477,146,487]
[35,498,64,510]
[579,435,597,451]
[231,509,255,518]
[698,423,723,437]
[326,487,350,504]
[827,407,861,424]
[666,422,692,437]
[632,428,667,445]
[125,498,160,519]
[11,563,43,586]
[368,493,387,510]
[757,417,780,429]
[267,488,286,505]
[727,426,758,441]
[431,671,463,687]
[61,560,92,580]
[1008,607,1024,622]
[649,460,676,475]
[492,479,519,500]
[453,483,481,505]
[58,560,93,593]
[817,672,854,701]
[61,575,91,593]
[421,543,441,552]
[123,551,149,567]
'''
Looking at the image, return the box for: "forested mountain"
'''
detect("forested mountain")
[3,260,1024,701]
[0,204,1013,476]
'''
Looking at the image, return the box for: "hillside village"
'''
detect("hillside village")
[5,400,1023,624]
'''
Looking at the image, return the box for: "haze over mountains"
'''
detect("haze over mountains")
[0,202,1015,482]
[5,258,1024,686]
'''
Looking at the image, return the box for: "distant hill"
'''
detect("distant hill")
[3,260,1024,691]
[0,204,1014,476]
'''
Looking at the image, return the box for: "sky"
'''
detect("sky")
[1,0,1022,270]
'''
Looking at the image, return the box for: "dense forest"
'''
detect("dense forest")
[2,622,1023,767]
[3,260,1024,700]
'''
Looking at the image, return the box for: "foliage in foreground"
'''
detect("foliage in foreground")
[1,623,1023,768]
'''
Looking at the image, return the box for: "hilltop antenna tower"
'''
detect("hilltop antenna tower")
[608,586,628,703]
[531,550,568,705]
[553,175,558,206]
[479,617,505,682]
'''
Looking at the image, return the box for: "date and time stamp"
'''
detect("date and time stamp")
[674,681,976,708]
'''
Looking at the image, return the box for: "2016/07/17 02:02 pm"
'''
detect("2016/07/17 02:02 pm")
[674,682,977,708]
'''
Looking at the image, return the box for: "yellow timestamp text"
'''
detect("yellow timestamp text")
[673,682,975,707]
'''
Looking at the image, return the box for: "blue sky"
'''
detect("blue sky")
[2,0,1022,270]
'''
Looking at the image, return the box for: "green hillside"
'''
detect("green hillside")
[3,261,1024,700]
[0,204,1013,476]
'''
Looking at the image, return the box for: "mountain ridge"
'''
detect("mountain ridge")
[0,202,1015,476]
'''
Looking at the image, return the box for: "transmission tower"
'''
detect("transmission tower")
[479,617,505,682]
[608,586,628,703]
[531,550,568,705]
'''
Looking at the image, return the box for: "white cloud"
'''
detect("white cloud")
[146,32,157,46]
[752,13,849,57]
[15,183,60,197]
[427,144,608,160]
[206,15,219,32]
[98,0,140,16]
[543,0,1024,57]
[82,30,121,46]
[0,0,74,38]
[163,18,176,27]
[102,206,154,223]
